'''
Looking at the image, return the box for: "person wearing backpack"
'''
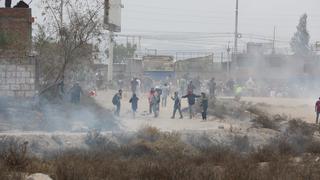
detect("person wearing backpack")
[182,90,201,119]
[129,93,139,119]
[112,89,122,116]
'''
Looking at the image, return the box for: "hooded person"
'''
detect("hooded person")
[182,90,201,119]
[70,82,83,104]
[129,93,139,118]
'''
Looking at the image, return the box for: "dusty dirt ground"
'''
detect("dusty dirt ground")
[242,97,315,123]
[0,91,317,155]
[95,90,317,131]
[96,91,240,132]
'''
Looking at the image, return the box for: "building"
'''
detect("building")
[0,7,37,98]
[143,55,175,80]
[175,55,228,80]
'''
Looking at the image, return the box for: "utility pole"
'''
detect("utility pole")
[221,52,224,64]
[234,0,239,58]
[272,26,276,54]
[227,41,231,77]
[108,31,114,81]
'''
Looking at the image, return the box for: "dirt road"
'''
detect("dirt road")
[242,97,315,123]
[94,91,242,132]
[95,91,317,131]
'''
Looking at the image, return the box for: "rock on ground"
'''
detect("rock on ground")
[26,173,52,180]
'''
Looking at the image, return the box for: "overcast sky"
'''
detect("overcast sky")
[4,0,320,53]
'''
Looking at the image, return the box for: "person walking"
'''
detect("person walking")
[152,91,161,118]
[200,92,209,121]
[148,88,155,114]
[131,78,138,94]
[187,81,196,94]
[162,83,169,107]
[129,93,139,119]
[315,97,320,124]
[171,92,183,119]
[208,78,216,98]
[112,89,122,117]
[70,82,83,104]
[182,90,201,119]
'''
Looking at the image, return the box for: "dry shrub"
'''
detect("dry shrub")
[251,145,279,163]
[305,139,320,154]
[208,100,227,119]
[279,119,320,155]
[3,125,320,179]
[249,106,280,131]
[247,105,266,117]
[0,139,30,171]
[287,119,317,137]
[120,141,155,157]
[251,115,279,130]
[137,126,161,142]
[232,135,251,153]
[125,128,191,158]
[222,156,260,180]
[85,129,118,152]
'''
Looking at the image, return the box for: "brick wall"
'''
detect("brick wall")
[0,8,32,54]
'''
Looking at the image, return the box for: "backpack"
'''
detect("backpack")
[112,94,118,105]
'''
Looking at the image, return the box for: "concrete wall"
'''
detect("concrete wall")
[0,57,36,98]
[113,59,143,79]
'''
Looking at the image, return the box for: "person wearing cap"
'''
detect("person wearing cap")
[171,91,183,119]
[315,97,320,124]
[182,90,201,119]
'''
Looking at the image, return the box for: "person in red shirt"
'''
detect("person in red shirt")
[315,98,320,124]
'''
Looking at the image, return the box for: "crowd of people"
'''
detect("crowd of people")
[63,75,320,123]
[112,77,214,120]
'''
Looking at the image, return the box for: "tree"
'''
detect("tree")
[290,13,310,56]
[35,0,103,91]
[113,42,137,63]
